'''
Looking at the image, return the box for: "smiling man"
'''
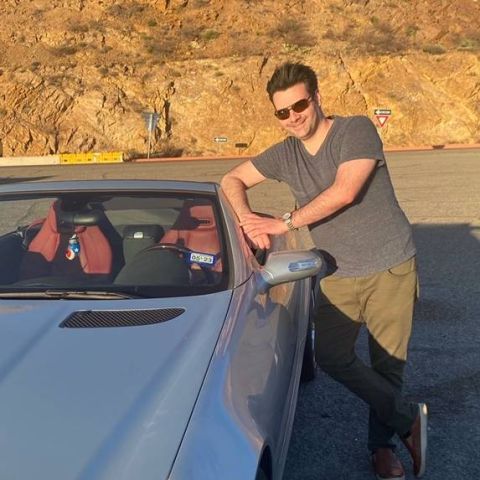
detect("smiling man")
[221,62,428,480]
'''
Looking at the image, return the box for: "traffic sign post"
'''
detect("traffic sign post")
[142,112,160,159]
[214,136,228,143]
[374,108,391,128]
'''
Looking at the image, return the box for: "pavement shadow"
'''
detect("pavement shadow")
[412,223,479,293]
[0,176,53,185]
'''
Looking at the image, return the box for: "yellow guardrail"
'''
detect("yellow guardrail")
[59,152,124,164]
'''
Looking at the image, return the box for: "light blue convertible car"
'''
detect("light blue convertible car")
[0,180,325,480]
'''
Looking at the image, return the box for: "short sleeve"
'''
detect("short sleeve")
[339,116,385,166]
[251,142,287,182]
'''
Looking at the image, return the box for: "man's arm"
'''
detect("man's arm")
[240,158,377,238]
[220,160,266,217]
[293,158,377,227]
[221,160,271,249]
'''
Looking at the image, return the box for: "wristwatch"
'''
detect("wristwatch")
[282,211,297,231]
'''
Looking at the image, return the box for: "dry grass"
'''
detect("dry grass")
[200,29,220,41]
[49,45,79,56]
[269,18,317,49]
[422,44,447,55]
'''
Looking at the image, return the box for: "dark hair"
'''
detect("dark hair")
[266,62,318,102]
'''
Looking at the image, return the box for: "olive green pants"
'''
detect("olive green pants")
[314,256,419,450]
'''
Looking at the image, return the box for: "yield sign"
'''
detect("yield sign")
[374,108,391,128]
[376,115,389,127]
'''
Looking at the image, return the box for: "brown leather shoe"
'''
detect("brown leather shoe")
[371,448,405,480]
[401,403,428,477]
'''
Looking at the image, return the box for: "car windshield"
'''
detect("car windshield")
[0,190,229,298]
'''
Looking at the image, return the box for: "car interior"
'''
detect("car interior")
[0,192,227,294]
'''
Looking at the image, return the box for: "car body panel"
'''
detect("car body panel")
[170,241,311,480]
[0,293,231,480]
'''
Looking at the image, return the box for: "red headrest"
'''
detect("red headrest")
[27,202,112,274]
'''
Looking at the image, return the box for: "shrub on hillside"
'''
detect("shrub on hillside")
[422,44,446,55]
[270,18,316,49]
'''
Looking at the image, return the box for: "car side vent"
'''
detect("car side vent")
[59,308,185,328]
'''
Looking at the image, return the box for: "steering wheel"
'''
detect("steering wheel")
[146,243,215,283]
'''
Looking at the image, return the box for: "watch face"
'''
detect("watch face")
[282,212,291,221]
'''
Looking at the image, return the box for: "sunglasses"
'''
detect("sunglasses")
[274,97,313,120]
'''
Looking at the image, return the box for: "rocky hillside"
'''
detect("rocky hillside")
[0,0,479,157]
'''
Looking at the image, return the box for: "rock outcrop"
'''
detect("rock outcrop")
[0,0,479,157]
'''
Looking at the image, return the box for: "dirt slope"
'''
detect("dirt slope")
[0,0,479,157]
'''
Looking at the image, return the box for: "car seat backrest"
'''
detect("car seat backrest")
[122,224,164,263]
[20,201,113,279]
[114,247,190,287]
[160,201,222,271]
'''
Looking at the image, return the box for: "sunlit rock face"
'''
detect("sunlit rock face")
[1,0,479,157]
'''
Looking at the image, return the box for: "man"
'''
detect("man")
[221,62,427,480]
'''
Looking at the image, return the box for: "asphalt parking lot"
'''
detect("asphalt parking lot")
[1,148,479,479]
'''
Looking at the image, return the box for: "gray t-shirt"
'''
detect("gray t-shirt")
[252,115,415,277]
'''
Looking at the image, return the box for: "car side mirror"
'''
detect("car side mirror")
[256,250,326,293]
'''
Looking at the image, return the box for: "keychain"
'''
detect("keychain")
[66,234,80,260]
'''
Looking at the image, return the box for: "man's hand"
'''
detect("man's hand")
[240,213,288,249]
[221,161,273,249]
[244,231,271,250]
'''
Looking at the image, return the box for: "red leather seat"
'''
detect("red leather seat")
[160,200,222,272]
[19,202,112,280]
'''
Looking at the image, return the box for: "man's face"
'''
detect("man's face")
[272,82,322,142]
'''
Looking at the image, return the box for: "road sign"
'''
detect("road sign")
[142,112,160,159]
[214,136,228,143]
[374,108,391,128]
[143,112,159,132]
